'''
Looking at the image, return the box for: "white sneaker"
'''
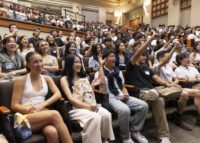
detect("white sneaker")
[132,131,148,143]
[123,138,135,143]
[160,137,171,143]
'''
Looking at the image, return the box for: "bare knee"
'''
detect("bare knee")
[179,95,189,102]
[50,110,63,123]
[43,126,59,142]
[153,97,165,106]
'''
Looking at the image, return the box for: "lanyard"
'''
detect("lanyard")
[6,54,19,70]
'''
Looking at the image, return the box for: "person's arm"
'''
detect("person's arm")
[4,29,18,38]
[85,44,92,57]
[195,74,200,83]
[11,76,29,114]
[158,47,176,69]
[8,68,27,76]
[0,66,8,77]
[152,74,170,86]
[130,34,158,65]
[43,76,62,107]
[60,76,96,111]
[91,55,105,87]
[43,57,59,72]
[172,77,179,84]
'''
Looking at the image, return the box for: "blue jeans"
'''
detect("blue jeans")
[109,96,149,140]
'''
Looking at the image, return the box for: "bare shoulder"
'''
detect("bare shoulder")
[60,76,67,83]
[43,75,53,83]
[13,75,27,88]
[15,75,27,83]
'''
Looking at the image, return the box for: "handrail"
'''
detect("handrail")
[0,1,86,31]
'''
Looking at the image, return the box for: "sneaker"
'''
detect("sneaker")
[172,112,192,131]
[160,137,171,143]
[123,138,135,143]
[132,131,148,143]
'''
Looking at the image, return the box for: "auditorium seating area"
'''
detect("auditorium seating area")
[0,0,200,143]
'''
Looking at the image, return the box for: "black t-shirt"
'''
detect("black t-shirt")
[29,37,43,48]
[125,61,154,89]
[54,37,64,47]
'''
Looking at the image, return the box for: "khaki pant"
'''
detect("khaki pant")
[139,89,170,138]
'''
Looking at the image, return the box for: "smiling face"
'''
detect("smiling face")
[73,56,82,73]
[5,37,17,53]
[21,36,29,47]
[27,53,43,73]
[119,43,125,53]
[69,43,76,54]
[39,41,49,54]
[47,35,54,44]
[195,43,200,52]
[105,53,116,69]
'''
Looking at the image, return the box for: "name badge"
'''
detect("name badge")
[145,71,150,75]
[5,63,14,70]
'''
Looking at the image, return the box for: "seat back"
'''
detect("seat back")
[0,81,14,108]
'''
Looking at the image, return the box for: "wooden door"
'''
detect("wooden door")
[129,19,139,29]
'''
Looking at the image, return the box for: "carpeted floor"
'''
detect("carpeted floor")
[114,112,200,143]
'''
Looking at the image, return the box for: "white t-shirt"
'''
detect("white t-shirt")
[152,63,176,82]
[175,65,199,80]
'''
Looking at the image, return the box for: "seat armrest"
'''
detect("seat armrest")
[94,89,104,94]
[125,84,135,89]
[0,106,11,114]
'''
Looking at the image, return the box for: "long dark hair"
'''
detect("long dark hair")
[64,41,76,57]
[91,44,102,61]
[63,54,86,89]
[115,41,125,55]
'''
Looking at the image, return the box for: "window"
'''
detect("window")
[180,0,191,10]
[152,0,168,18]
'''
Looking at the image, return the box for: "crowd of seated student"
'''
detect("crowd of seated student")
[1,22,200,143]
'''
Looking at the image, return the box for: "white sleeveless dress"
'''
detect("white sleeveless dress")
[21,74,48,106]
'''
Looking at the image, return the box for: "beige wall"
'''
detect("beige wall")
[125,0,200,27]
[168,0,180,25]
[180,8,191,27]
[82,9,99,22]
[99,7,106,23]
[152,15,168,27]
[106,13,114,22]
[143,3,152,25]
[191,0,200,26]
